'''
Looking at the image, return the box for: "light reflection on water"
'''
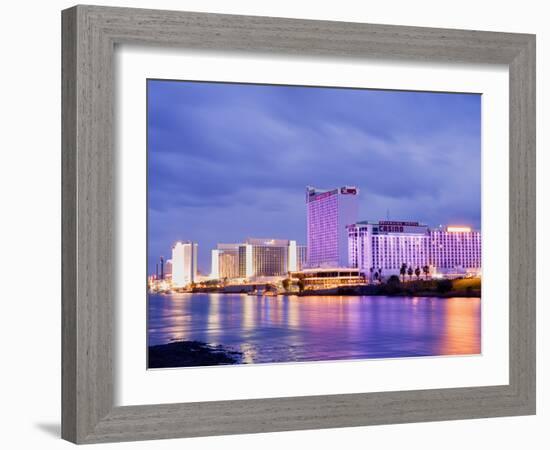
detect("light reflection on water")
[147,293,481,363]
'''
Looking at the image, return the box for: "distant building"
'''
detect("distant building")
[238,244,254,278]
[210,249,219,279]
[171,241,198,287]
[347,221,481,278]
[296,244,307,271]
[159,256,165,280]
[210,238,306,280]
[211,244,241,280]
[164,259,172,280]
[248,238,292,277]
[306,186,358,268]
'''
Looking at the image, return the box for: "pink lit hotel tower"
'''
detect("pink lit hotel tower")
[306,186,359,268]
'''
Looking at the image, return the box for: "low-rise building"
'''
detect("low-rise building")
[290,267,365,289]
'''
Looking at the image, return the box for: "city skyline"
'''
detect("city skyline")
[148,80,481,275]
[150,183,482,280]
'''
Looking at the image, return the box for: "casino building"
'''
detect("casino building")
[211,238,307,280]
[306,186,358,268]
[347,221,481,278]
[347,221,429,276]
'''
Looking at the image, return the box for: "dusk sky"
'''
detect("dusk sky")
[147,80,481,275]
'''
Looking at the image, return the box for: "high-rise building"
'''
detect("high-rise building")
[286,242,307,272]
[211,244,241,280]
[296,244,307,271]
[429,226,481,273]
[210,238,306,280]
[171,241,198,287]
[347,221,481,278]
[238,244,254,278]
[247,238,289,277]
[164,259,173,280]
[288,240,297,272]
[306,186,358,268]
[210,249,220,279]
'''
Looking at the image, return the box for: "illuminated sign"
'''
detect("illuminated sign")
[340,187,357,195]
[379,225,404,232]
[308,190,336,202]
[379,221,419,226]
[447,226,472,233]
[377,221,426,233]
[308,187,357,201]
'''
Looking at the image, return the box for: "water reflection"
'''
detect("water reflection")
[148,294,481,363]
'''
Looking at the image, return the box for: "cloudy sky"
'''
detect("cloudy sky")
[147,80,481,275]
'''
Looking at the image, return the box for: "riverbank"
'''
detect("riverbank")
[156,277,481,298]
[148,340,242,368]
[298,278,481,297]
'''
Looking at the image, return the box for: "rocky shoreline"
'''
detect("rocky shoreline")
[148,340,242,368]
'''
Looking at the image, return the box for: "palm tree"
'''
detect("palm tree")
[282,278,291,292]
[369,267,374,283]
[415,267,421,280]
[422,265,430,280]
[400,263,407,282]
[407,266,413,280]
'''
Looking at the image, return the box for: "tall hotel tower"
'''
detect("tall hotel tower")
[306,186,359,268]
[171,241,198,287]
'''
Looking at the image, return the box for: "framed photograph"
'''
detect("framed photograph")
[62,5,536,444]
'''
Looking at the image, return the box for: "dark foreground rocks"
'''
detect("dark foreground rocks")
[148,340,242,368]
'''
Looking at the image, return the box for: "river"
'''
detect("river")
[148,293,481,364]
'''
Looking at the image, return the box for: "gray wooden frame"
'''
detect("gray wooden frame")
[62,4,536,444]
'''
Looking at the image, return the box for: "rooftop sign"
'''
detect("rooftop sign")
[446,226,472,233]
[379,220,420,227]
